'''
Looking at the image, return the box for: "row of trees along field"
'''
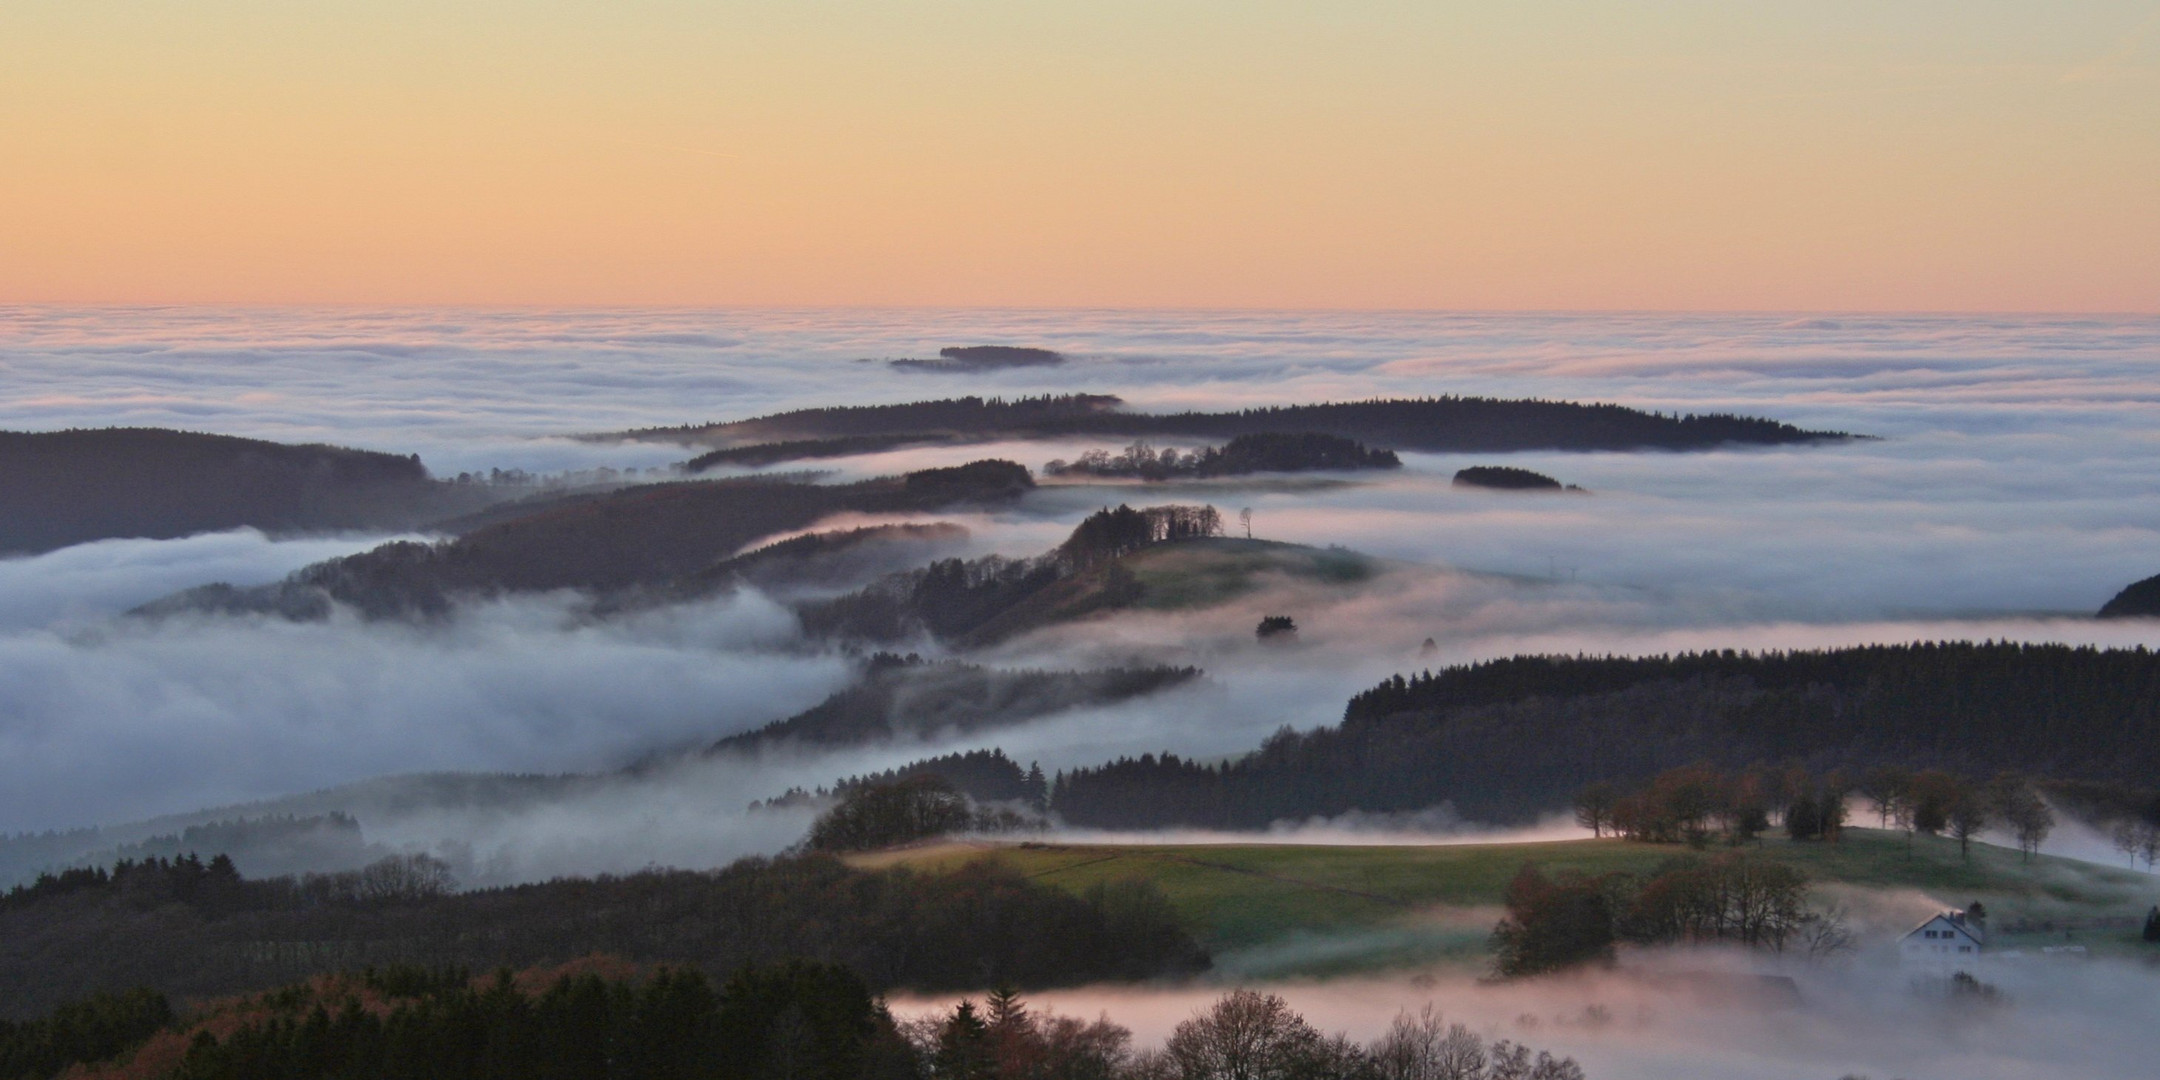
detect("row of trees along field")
[1049,643,2160,828]
[4,970,1593,1080]
[0,852,1203,1020]
[1570,762,2053,859]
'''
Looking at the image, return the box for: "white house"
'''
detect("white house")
[1899,910,1984,973]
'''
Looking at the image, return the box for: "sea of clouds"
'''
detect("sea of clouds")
[4,307,2160,861]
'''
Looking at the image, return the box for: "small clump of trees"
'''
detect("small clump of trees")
[1572,763,1851,847]
[805,776,1043,853]
[1489,854,1846,978]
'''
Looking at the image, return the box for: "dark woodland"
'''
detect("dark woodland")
[1048,643,2160,827]
[0,851,1204,1020]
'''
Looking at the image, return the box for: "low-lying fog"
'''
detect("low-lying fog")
[892,951,2160,1080]
[5,309,2160,879]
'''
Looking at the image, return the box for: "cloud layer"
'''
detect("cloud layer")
[6,309,2160,872]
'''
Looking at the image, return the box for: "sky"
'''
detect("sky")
[3,2,2156,310]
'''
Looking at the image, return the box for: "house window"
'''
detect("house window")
[1959,946,1971,953]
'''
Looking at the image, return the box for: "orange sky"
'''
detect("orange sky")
[2,2,2155,310]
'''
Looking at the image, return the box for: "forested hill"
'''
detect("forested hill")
[604,394,1854,456]
[0,428,503,554]
[1050,642,2160,828]
[137,460,1036,620]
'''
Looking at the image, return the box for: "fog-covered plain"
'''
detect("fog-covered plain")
[5,308,2160,860]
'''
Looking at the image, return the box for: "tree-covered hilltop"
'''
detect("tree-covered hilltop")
[0,850,1205,1019]
[602,393,1854,459]
[800,504,1225,647]
[134,460,1036,620]
[760,748,1050,814]
[0,428,508,554]
[2098,572,2160,618]
[1452,465,1575,491]
[1048,642,2160,828]
[1045,433,1401,480]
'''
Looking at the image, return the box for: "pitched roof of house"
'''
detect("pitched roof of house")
[1902,911,1984,946]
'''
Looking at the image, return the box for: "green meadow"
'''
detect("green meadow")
[858,829,2160,977]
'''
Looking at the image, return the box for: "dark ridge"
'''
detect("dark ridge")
[669,522,972,600]
[102,813,377,879]
[1452,465,1569,491]
[0,851,1206,1016]
[0,427,507,554]
[708,653,1201,756]
[601,393,1854,457]
[891,345,1068,372]
[684,433,953,471]
[133,462,1034,620]
[610,394,1121,445]
[1045,433,1400,481]
[1045,642,2160,829]
[2098,572,2160,618]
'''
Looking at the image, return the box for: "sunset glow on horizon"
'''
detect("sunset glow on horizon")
[4,1,2156,311]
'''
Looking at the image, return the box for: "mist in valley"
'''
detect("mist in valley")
[894,948,2160,1080]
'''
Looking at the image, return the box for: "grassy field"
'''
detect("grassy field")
[853,830,2160,977]
[1122,538,1376,611]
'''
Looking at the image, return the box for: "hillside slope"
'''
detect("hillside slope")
[0,428,502,554]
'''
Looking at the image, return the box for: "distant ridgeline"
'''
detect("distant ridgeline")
[761,749,1049,812]
[134,460,1035,620]
[889,345,1067,372]
[705,654,1201,756]
[0,813,383,891]
[0,428,505,554]
[1044,433,1400,480]
[604,393,1855,466]
[1046,642,2160,828]
[800,503,1224,647]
